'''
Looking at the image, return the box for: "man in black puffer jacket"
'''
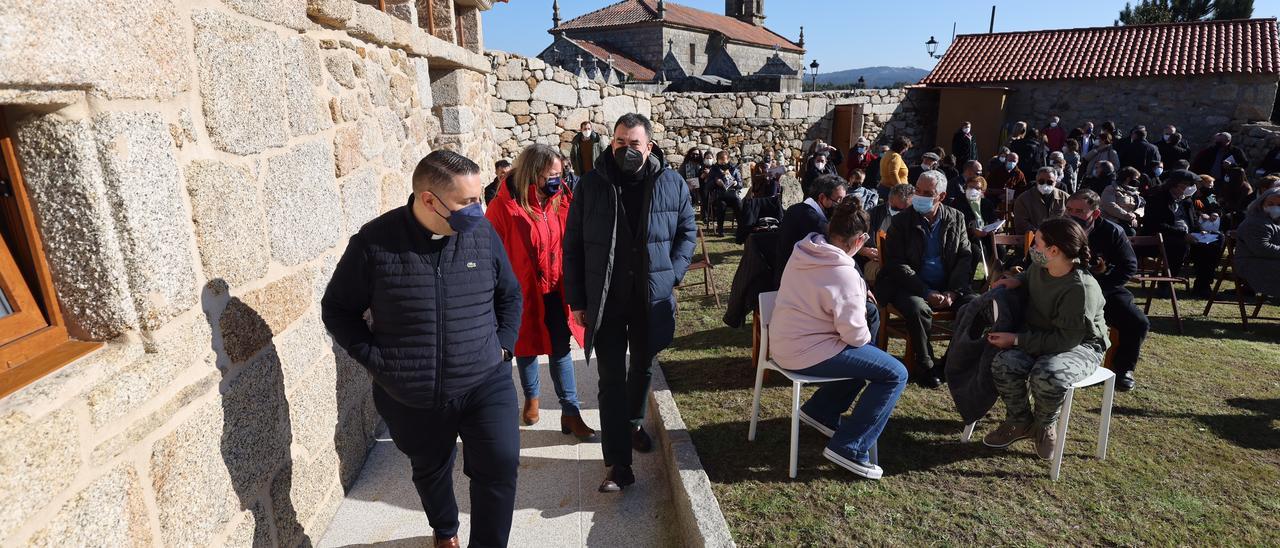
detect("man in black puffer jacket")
[564,113,697,493]
[322,150,522,548]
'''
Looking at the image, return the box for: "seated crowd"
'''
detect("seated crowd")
[751,116,1280,480]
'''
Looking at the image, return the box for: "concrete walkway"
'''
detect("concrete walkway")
[318,351,678,547]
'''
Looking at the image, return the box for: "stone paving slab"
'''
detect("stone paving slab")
[318,351,678,547]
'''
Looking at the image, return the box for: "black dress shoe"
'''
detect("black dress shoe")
[917,375,943,389]
[632,426,654,453]
[598,465,635,493]
[1117,371,1136,392]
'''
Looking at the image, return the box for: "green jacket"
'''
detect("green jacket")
[1016,264,1110,356]
[569,132,609,176]
[876,204,974,299]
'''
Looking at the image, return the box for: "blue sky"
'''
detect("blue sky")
[484,0,1280,73]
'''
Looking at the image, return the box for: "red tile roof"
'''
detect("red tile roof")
[921,18,1280,86]
[566,37,657,81]
[553,0,802,52]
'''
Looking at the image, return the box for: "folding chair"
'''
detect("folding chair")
[960,366,1116,481]
[874,230,957,377]
[1128,234,1187,334]
[748,291,878,478]
[676,227,720,306]
[1202,231,1274,330]
[986,232,1034,289]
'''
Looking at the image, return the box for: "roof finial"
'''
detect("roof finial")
[552,0,561,28]
[657,0,666,19]
[798,26,805,48]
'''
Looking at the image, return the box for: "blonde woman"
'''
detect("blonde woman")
[485,144,596,440]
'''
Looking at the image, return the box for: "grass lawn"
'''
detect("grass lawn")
[662,228,1280,546]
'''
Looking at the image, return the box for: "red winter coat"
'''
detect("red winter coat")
[486,180,585,357]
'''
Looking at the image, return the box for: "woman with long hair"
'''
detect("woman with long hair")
[485,144,596,440]
[986,217,1109,459]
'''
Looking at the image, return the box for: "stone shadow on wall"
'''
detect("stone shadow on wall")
[333,336,378,492]
[202,279,311,547]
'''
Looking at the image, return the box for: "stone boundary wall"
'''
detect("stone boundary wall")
[651,89,929,168]
[486,52,929,173]
[487,51,654,160]
[1234,122,1280,172]
[0,1,494,545]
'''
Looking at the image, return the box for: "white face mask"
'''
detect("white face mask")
[963,126,971,134]
[582,129,592,138]
[814,162,827,171]
[1163,133,1172,141]
[703,158,713,166]
[1181,187,1197,199]
[1038,183,1055,195]
[966,188,982,201]
[1050,121,1058,128]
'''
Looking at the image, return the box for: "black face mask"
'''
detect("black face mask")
[1072,215,1093,231]
[614,147,645,174]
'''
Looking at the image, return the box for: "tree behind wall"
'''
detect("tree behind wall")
[1115,0,1252,25]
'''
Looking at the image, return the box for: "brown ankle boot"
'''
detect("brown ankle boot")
[560,414,598,441]
[522,397,539,426]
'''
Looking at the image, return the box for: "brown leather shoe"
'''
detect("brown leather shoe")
[598,465,635,493]
[522,397,539,426]
[434,535,459,548]
[560,414,598,441]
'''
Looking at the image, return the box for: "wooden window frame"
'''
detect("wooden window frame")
[0,109,100,398]
[454,9,465,48]
[689,43,696,65]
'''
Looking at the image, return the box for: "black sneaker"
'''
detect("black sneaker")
[632,426,654,453]
[598,465,635,493]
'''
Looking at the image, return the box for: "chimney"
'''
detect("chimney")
[552,0,561,28]
[657,0,665,19]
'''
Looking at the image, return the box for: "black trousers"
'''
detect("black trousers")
[714,190,743,232]
[1103,288,1150,374]
[593,307,657,468]
[373,366,519,547]
[1164,238,1224,290]
[888,290,977,371]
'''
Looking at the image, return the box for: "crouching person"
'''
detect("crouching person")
[984,217,1109,459]
[322,151,523,548]
[769,197,908,480]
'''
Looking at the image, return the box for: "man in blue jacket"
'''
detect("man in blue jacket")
[322,150,523,548]
[564,113,697,493]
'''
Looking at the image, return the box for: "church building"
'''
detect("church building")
[538,0,806,92]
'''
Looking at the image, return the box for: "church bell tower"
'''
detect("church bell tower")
[724,0,765,26]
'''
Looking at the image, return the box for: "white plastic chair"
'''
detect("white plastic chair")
[748,291,878,478]
[960,365,1116,481]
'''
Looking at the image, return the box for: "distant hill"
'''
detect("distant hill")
[816,66,930,88]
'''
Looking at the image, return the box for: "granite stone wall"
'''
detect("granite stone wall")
[488,52,929,174]
[488,51,654,160]
[651,89,931,168]
[996,74,1278,151]
[0,1,493,545]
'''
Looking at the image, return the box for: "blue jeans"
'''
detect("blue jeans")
[795,344,907,461]
[516,353,581,416]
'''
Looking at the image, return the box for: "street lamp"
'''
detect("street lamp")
[808,59,819,92]
[925,36,941,59]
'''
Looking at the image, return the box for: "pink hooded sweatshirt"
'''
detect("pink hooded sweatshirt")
[769,233,871,370]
